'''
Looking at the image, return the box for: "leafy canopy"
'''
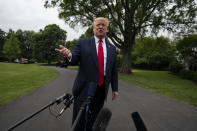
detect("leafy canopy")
[45,0,197,48]
[176,34,197,68]
[133,36,175,69]
[45,0,197,73]
[3,34,21,61]
[34,24,67,63]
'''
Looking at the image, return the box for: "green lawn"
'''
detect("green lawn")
[119,70,197,107]
[1,63,197,107]
[0,62,57,106]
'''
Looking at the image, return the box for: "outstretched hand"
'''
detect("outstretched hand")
[55,45,72,59]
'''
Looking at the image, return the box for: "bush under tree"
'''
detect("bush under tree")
[132,36,175,70]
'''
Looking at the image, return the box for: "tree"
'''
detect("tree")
[132,36,175,70]
[176,34,197,71]
[6,29,15,39]
[35,24,67,64]
[16,30,36,60]
[3,34,21,62]
[45,0,197,73]
[34,31,45,62]
[0,29,7,61]
[65,39,77,51]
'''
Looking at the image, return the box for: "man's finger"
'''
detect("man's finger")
[59,45,65,49]
[112,94,116,100]
[112,96,116,100]
[112,92,118,100]
[55,48,61,52]
[55,48,60,51]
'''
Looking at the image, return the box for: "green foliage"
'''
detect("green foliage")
[179,69,194,80]
[176,34,197,71]
[34,24,67,63]
[45,0,197,73]
[65,39,77,51]
[33,32,44,62]
[132,36,175,70]
[45,0,197,37]
[0,29,7,61]
[169,60,183,73]
[15,30,36,60]
[192,72,197,83]
[0,26,67,64]
[6,29,15,39]
[3,34,21,61]
[117,55,122,69]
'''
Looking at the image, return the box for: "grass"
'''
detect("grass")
[67,65,79,70]
[1,63,197,107]
[0,62,57,106]
[67,66,197,106]
[119,69,197,107]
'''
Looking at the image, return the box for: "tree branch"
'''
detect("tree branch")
[103,1,125,35]
[107,34,122,49]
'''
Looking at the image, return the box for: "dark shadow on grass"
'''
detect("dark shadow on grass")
[38,63,56,67]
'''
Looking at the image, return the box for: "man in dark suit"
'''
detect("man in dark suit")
[55,17,118,131]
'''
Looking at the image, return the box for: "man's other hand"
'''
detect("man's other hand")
[55,45,72,59]
[112,91,118,100]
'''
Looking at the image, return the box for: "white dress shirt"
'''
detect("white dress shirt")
[94,36,107,76]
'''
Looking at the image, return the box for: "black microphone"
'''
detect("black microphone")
[88,82,97,99]
[86,82,97,111]
[131,112,148,131]
[71,82,97,131]
[92,108,112,131]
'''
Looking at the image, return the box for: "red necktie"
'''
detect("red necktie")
[98,39,104,86]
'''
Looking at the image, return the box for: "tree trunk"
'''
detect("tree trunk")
[119,9,135,74]
[119,46,132,74]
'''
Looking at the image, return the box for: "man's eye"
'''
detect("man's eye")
[96,24,106,27]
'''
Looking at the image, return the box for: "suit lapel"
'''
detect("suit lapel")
[106,40,112,75]
[90,37,99,69]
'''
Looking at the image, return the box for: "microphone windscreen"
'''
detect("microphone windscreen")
[88,82,96,98]
[131,112,148,131]
[92,108,112,131]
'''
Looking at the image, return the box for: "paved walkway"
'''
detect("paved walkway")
[0,67,197,131]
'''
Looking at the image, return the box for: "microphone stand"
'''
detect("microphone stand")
[6,93,72,131]
[71,98,91,131]
[71,82,96,131]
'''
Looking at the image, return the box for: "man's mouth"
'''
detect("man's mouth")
[99,30,103,33]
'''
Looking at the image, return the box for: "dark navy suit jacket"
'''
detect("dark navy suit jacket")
[70,36,118,99]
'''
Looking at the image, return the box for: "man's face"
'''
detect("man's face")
[93,19,108,39]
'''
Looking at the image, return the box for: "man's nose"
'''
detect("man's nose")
[98,24,105,28]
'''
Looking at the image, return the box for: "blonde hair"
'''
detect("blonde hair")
[93,17,109,27]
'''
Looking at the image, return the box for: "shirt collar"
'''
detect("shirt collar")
[94,36,105,44]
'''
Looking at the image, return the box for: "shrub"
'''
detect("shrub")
[28,59,36,64]
[169,61,183,73]
[179,70,194,80]
[132,36,175,70]
[192,73,197,83]
[117,55,122,68]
